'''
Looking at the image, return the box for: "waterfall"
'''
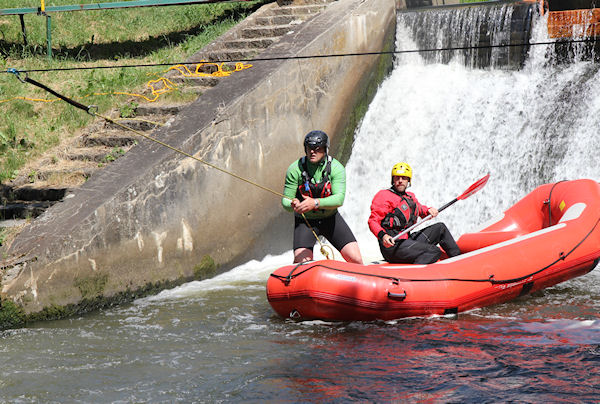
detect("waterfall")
[395,3,530,69]
[399,4,511,67]
[340,6,600,261]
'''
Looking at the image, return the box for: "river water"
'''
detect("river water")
[3,6,600,403]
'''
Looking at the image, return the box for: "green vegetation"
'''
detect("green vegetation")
[0,227,7,245]
[337,26,394,165]
[460,0,494,3]
[0,0,266,182]
[119,101,138,118]
[102,147,126,163]
[14,276,184,329]
[0,299,26,329]
[75,273,109,299]
[193,254,217,279]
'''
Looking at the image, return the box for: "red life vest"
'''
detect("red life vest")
[369,188,430,241]
[295,156,332,201]
[380,188,419,236]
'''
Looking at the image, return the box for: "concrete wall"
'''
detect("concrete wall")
[1,0,396,319]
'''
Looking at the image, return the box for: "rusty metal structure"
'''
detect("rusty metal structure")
[534,0,600,38]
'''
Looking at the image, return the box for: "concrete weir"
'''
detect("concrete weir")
[0,0,396,325]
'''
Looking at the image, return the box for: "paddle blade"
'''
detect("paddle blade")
[457,173,490,200]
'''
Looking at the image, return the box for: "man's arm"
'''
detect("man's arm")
[368,190,389,239]
[412,193,432,218]
[281,161,300,212]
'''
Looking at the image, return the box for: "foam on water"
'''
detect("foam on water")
[139,251,294,301]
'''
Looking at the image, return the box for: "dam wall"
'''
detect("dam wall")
[0,0,396,324]
[398,0,600,65]
[397,0,538,69]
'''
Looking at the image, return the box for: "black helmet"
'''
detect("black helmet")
[304,130,329,152]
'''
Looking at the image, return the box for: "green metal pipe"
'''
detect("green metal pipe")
[46,14,52,59]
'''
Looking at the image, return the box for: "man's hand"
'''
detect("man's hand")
[382,234,395,248]
[292,197,318,214]
[428,207,439,217]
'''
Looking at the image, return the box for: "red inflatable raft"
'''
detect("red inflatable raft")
[267,179,600,321]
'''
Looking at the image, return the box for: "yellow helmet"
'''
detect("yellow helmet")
[391,162,412,180]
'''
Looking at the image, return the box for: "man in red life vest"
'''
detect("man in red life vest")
[368,162,460,264]
[282,131,363,264]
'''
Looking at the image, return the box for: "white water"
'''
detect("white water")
[397,3,517,68]
[150,6,600,298]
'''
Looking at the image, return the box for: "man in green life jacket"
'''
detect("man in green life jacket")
[282,130,363,264]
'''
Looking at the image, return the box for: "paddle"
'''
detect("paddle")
[391,173,490,241]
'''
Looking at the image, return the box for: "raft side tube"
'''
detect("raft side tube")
[458,180,600,252]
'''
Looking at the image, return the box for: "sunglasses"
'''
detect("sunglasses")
[306,146,325,153]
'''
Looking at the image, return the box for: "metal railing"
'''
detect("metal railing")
[0,0,253,58]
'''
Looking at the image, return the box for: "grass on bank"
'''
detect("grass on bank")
[0,0,267,183]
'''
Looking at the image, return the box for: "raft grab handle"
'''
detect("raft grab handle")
[388,291,407,300]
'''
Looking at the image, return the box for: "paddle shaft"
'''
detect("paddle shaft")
[391,197,458,241]
[388,174,490,242]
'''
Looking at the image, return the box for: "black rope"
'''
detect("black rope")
[270,262,406,285]
[544,180,566,228]
[3,37,600,75]
[9,70,95,114]
[488,216,600,284]
[271,216,600,286]
[26,76,94,113]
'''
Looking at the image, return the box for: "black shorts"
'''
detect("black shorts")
[293,211,357,252]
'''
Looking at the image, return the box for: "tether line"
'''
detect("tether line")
[13,71,285,198]
[3,37,599,75]
[11,70,334,259]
